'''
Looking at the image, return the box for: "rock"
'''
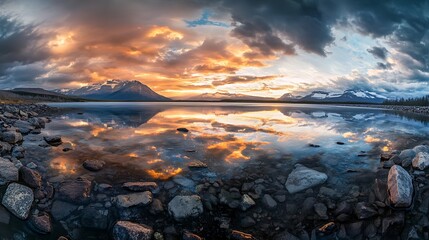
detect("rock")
[382,212,404,236]
[241,194,255,211]
[19,167,42,188]
[0,141,12,155]
[43,135,62,146]
[242,182,254,192]
[188,161,208,169]
[318,222,336,234]
[51,201,78,220]
[354,202,378,219]
[240,216,256,228]
[273,230,300,240]
[57,178,92,204]
[314,203,328,219]
[183,231,203,240]
[374,179,388,202]
[413,145,429,154]
[388,165,413,208]
[399,149,416,167]
[309,143,320,148]
[14,120,34,134]
[83,160,105,171]
[346,221,363,237]
[81,204,109,229]
[231,230,256,240]
[336,141,345,145]
[168,195,203,221]
[62,142,74,152]
[28,212,52,234]
[0,205,10,224]
[11,146,25,159]
[335,201,352,216]
[0,157,18,185]
[122,182,158,192]
[1,183,34,220]
[149,198,164,214]
[177,128,189,133]
[27,162,37,169]
[412,152,429,170]
[262,194,277,209]
[172,176,195,189]
[113,221,153,240]
[2,131,23,144]
[116,191,153,208]
[285,164,328,194]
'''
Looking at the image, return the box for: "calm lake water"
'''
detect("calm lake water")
[3,102,429,239]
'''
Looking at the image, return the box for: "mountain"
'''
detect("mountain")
[9,88,83,102]
[283,89,386,103]
[57,80,170,101]
[187,92,275,101]
[279,93,301,101]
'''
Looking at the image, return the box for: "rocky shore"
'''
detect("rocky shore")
[350,104,429,116]
[0,104,429,239]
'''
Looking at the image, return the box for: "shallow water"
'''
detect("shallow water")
[3,102,429,239]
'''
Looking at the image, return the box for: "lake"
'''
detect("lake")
[3,102,429,239]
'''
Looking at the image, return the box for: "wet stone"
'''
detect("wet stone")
[51,201,78,220]
[314,203,328,219]
[83,160,105,172]
[116,191,153,208]
[240,216,256,228]
[387,165,413,208]
[285,164,327,194]
[122,182,158,192]
[354,202,378,219]
[262,194,277,209]
[112,221,153,240]
[19,167,42,188]
[231,230,256,240]
[0,157,18,185]
[28,212,52,234]
[57,178,92,204]
[2,183,34,220]
[168,195,203,221]
[43,135,62,146]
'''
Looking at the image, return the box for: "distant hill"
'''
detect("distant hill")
[187,92,275,101]
[56,80,170,101]
[279,89,386,104]
[0,88,85,102]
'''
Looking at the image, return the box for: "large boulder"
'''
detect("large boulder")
[399,149,416,167]
[0,157,19,185]
[387,165,413,208]
[285,164,328,194]
[412,152,429,170]
[2,131,23,144]
[57,178,92,203]
[115,191,153,208]
[168,195,203,221]
[112,221,153,240]
[2,183,34,219]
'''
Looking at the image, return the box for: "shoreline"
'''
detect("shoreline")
[0,103,428,239]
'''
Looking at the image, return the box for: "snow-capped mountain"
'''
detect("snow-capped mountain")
[278,93,301,101]
[188,92,274,101]
[56,80,170,101]
[286,89,386,103]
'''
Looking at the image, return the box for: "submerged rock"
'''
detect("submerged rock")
[51,201,78,220]
[83,160,105,172]
[0,157,18,185]
[116,191,153,208]
[122,182,158,192]
[57,178,92,203]
[43,135,62,146]
[28,212,52,234]
[285,164,328,194]
[412,152,429,170]
[387,165,413,208]
[112,221,153,240]
[168,195,203,221]
[2,183,34,220]
[81,204,110,230]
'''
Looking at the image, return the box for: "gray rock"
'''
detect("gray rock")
[2,131,23,144]
[57,178,92,204]
[241,182,254,192]
[355,202,378,219]
[19,167,42,188]
[11,146,25,159]
[399,149,416,167]
[388,165,413,208]
[0,157,18,185]
[116,191,153,208]
[262,194,277,209]
[285,164,328,193]
[314,203,328,219]
[0,141,12,155]
[413,145,429,154]
[149,198,164,214]
[412,152,429,170]
[273,230,300,240]
[382,212,404,236]
[83,160,105,172]
[187,161,207,169]
[122,182,158,192]
[14,120,34,134]
[2,183,34,219]
[240,216,256,228]
[112,221,153,240]
[81,204,109,229]
[172,176,195,189]
[28,212,52,234]
[51,201,78,220]
[168,195,203,221]
[240,194,255,211]
[43,135,62,146]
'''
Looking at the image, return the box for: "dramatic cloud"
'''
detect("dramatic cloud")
[0,0,428,97]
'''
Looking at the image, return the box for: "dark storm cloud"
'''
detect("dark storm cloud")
[367,47,388,60]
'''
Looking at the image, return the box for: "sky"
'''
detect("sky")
[0,0,428,99]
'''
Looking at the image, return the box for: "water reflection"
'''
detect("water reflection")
[36,103,429,189]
